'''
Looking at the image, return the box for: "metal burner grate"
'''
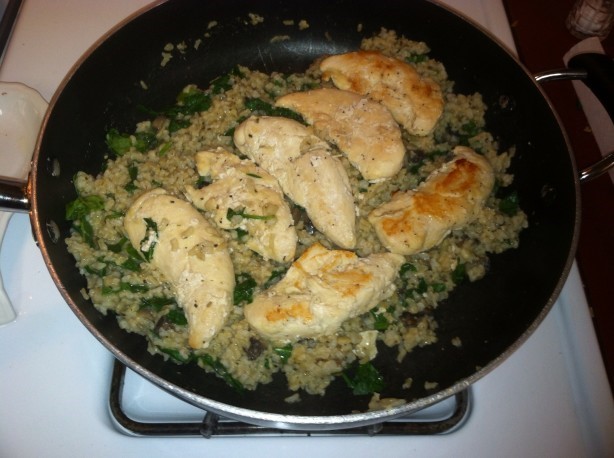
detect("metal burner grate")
[109,359,470,437]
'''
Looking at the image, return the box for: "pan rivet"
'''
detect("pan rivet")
[46,220,60,243]
[46,157,61,177]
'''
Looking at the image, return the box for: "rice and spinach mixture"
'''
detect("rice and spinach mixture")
[65,29,527,401]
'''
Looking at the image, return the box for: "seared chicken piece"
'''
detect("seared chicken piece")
[244,243,405,342]
[124,188,235,349]
[368,146,495,255]
[233,116,356,249]
[275,88,405,181]
[185,148,297,263]
[320,50,444,136]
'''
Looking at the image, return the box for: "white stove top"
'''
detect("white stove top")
[1,1,613,456]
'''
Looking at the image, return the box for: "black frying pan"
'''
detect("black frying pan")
[0,0,598,429]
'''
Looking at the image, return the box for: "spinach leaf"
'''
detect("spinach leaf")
[139,296,176,311]
[406,53,428,63]
[415,278,428,295]
[431,282,447,293]
[195,175,211,189]
[66,195,105,221]
[452,263,467,284]
[77,219,95,246]
[210,74,233,95]
[461,120,480,137]
[101,282,149,295]
[399,276,446,303]
[124,164,139,192]
[105,129,132,156]
[106,237,127,253]
[263,269,287,289]
[300,82,318,91]
[109,238,144,272]
[199,354,245,393]
[157,142,172,157]
[273,343,293,364]
[244,97,305,123]
[165,308,188,326]
[105,129,158,156]
[210,66,244,95]
[399,263,417,277]
[66,195,105,247]
[499,191,519,216]
[342,362,385,396]
[133,131,158,152]
[138,86,212,133]
[226,206,275,222]
[84,262,108,277]
[121,257,142,272]
[234,227,248,242]
[139,217,159,261]
[168,118,191,133]
[233,273,257,305]
[174,87,212,115]
[370,309,389,331]
[458,121,481,145]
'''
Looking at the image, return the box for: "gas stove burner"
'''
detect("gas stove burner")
[108,360,470,437]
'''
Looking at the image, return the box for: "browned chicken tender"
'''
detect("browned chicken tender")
[185,148,297,263]
[368,146,495,255]
[233,116,357,249]
[124,189,235,349]
[275,88,405,181]
[244,243,404,342]
[320,50,444,136]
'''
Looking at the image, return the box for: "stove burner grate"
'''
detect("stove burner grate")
[109,359,470,437]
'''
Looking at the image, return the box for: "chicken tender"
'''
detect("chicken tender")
[275,88,405,181]
[185,148,297,263]
[320,50,444,136]
[244,243,405,342]
[124,188,235,349]
[368,146,495,255]
[233,116,356,249]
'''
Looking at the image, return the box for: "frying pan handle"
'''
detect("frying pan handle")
[0,177,30,212]
[534,53,614,182]
[568,53,614,119]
